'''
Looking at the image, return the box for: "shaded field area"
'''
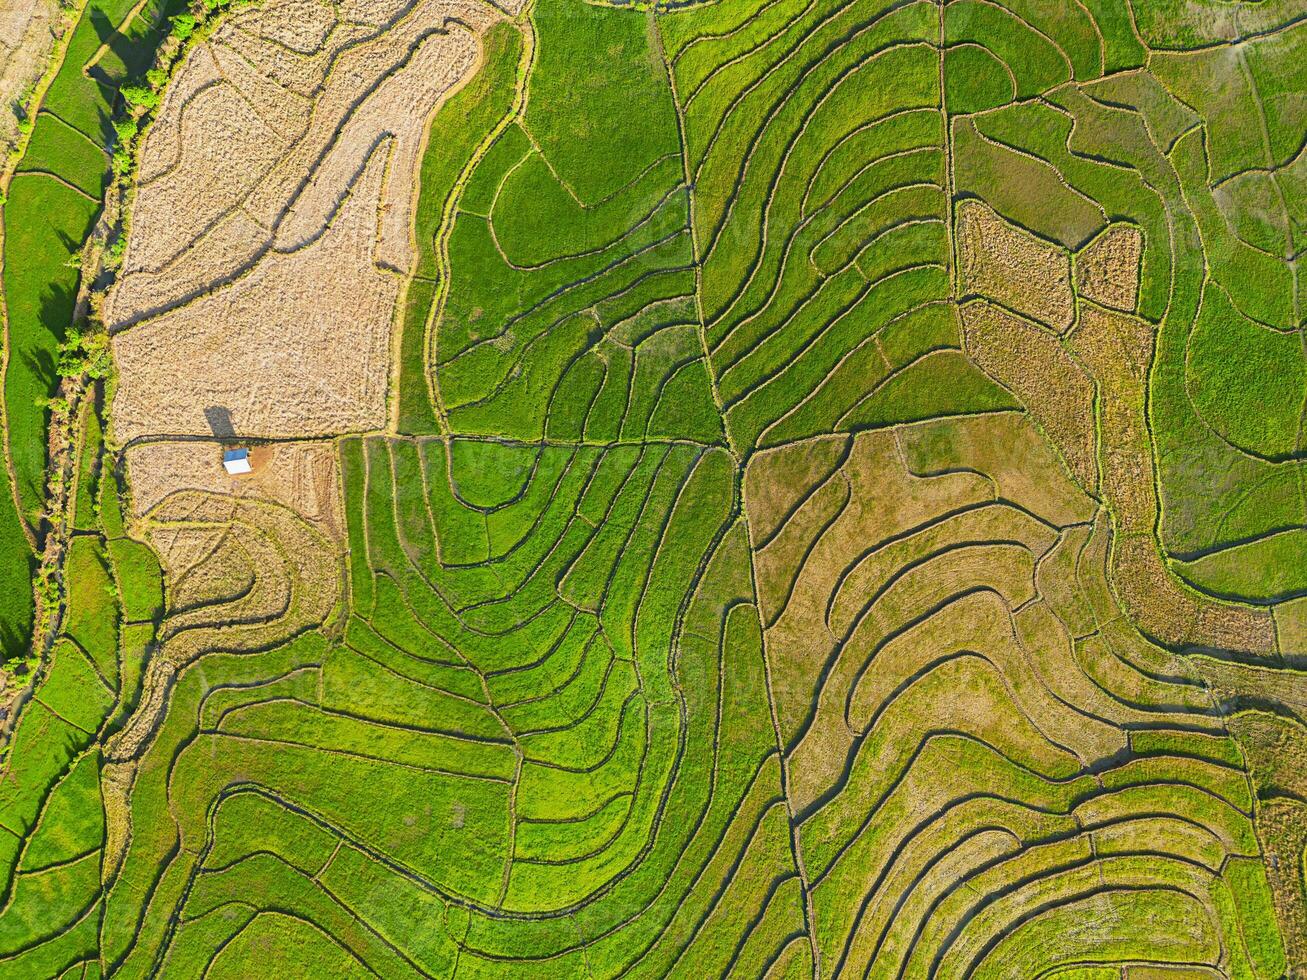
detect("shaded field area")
[0,0,1303,976]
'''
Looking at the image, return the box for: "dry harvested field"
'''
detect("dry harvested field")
[0,0,60,154]
[0,0,1303,976]
[109,0,513,443]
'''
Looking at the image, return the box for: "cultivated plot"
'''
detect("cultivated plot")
[0,0,1302,976]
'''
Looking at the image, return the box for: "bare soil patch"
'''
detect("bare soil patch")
[744,436,848,546]
[1067,305,1276,654]
[742,420,1099,810]
[114,132,396,443]
[111,0,505,326]
[110,0,521,449]
[125,440,341,542]
[953,202,1275,658]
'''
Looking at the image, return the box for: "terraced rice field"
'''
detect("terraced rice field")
[0,0,1303,975]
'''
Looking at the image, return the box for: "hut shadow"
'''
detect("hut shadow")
[203,406,236,440]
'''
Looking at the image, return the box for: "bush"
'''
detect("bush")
[120,85,158,110]
[112,118,137,146]
[56,327,111,380]
[170,14,197,40]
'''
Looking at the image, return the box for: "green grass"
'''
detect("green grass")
[397,20,523,435]
[15,113,109,198]
[952,116,1104,248]
[1177,528,1307,604]
[2,174,100,524]
[16,751,103,873]
[206,911,374,979]
[944,45,1014,114]
[0,462,33,658]
[1185,283,1304,459]
[36,640,114,734]
[61,537,119,685]
[944,1,1070,97]
[525,0,679,205]
[105,537,162,624]
[71,396,103,533]
[0,700,90,875]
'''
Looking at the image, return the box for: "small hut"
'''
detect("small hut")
[223,448,252,475]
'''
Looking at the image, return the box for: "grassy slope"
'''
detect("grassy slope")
[0,0,183,658]
[396,20,523,435]
[0,388,162,973]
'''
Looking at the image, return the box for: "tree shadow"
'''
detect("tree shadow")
[51,226,84,259]
[85,3,179,144]
[38,277,79,341]
[0,553,35,663]
[26,281,78,387]
[0,620,30,664]
[94,103,116,151]
[85,8,122,88]
[16,344,57,396]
